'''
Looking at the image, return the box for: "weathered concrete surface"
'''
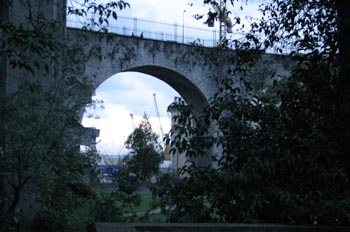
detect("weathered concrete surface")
[67,28,292,113]
[90,222,350,232]
[67,28,220,112]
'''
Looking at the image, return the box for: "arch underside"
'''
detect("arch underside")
[126,65,208,113]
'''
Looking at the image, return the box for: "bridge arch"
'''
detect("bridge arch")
[90,65,209,114]
[88,66,212,170]
[70,28,222,114]
[125,65,208,112]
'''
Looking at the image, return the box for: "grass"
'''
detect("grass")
[123,193,167,222]
[136,194,154,212]
[91,183,167,222]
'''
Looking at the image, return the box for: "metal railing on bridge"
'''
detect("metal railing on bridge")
[66,15,297,53]
[66,15,246,48]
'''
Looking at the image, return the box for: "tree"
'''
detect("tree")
[0,0,129,230]
[67,0,130,32]
[124,113,163,180]
[153,0,350,225]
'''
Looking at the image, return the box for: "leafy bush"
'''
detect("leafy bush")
[150,0,350,225]
[153,63,350,224]
[91,193,124,222]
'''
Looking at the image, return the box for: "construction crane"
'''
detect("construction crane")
[153,93,164,140]
[153,93,170,160]
[208,0,233,45]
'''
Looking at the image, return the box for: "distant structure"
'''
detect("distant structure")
[167,104,187,173]
[97,155,123,183]
[81,127,100,151]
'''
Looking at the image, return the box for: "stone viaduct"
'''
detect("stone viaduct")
[68,27,227,113]
[66,28,291,115]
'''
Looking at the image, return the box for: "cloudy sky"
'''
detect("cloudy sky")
[82,72,178,155]
[80,0,263,155]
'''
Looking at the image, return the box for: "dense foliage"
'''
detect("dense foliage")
[0,0,129,231]
[152,0,350,225]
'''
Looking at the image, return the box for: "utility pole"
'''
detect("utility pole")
[182,10,186,43]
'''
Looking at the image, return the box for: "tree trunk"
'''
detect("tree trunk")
[6,186,21,219]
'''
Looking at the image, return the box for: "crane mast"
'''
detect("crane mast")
[209,0,233,45]
[153,93,171,161]
[153,93,164,141]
